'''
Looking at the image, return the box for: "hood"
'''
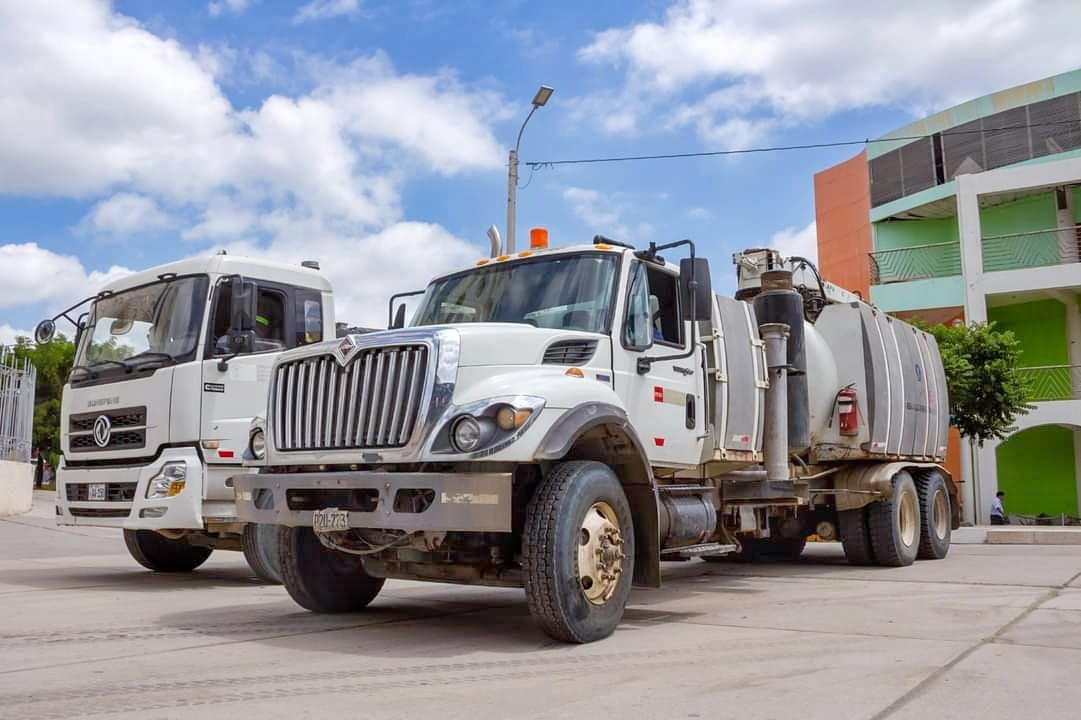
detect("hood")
[452,324,604,367]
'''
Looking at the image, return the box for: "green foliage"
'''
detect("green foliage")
[915,321,1031,446]
[10,334,75,466]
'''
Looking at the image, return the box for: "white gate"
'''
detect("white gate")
[0,347,36,462]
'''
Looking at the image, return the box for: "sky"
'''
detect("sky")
[4,0,1081,338]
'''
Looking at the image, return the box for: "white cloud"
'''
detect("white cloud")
[219,221,480,328]
[0,243,131,310]
[0,1,505,321]
[686,207,713,220]
[562,187,627,238]
[208,0,251,17]
[80,193,174,234]
[0,325,33,346]
[578,0,1081,144]
[293,0,359,24]
[770,220,817,263]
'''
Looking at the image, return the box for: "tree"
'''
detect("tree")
[916,321,1031,446]
[10,335,75,466]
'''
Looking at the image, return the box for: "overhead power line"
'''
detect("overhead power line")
[524,119,1081,168]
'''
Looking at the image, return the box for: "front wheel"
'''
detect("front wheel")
[123,529,212,572]
[242,523,282,583]
[522,461,635,643]
[279,527,385,613]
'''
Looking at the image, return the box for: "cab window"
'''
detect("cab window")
[295,290,323,346]
[645,265,682,346]
[623,264,653,350]
[209,284,287,355]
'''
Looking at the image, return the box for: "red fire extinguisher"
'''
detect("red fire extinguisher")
[837,388,859,436]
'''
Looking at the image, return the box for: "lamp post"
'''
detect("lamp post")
[506,85,553,253]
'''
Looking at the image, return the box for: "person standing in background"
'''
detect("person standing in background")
[991,491,1009,525]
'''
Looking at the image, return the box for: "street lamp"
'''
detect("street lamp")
[506,85,553,253]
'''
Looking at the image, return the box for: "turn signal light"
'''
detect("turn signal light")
[565,367,584,378]
[530,227,549,249]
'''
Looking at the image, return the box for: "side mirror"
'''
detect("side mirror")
[34,319,56,344]
[391,303,407,330]
[680,258,712,321]
[222,277,257,357]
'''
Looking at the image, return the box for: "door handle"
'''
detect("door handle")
[685,394,696,430]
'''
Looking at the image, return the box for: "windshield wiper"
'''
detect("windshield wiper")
[123,352,176,371]
[69,364,99,380]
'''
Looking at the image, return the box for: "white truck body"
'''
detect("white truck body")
[52,255,334,565]
[236,239,956,641]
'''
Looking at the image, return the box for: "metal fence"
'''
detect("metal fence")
[869,240,962,284]
[869,224,1081,285]
[1016,364,1081,402]
[982,223,1081,272]
[0,346,36,462]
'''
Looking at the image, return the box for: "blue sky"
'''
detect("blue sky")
[3,0,1080,336]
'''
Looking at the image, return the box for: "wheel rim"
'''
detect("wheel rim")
[899,488,918,548]
[577,501,626,606]
[932,488,949,540]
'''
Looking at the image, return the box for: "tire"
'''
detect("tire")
[522,461,635,643]
[123,529,212,572]
[916,472,951,560]
[279,526,385,613]
[242,523,282,583]
[839,507,875,566]
[867,471,921,567]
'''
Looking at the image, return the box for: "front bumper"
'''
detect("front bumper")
[57,447,231,530]
[233,471,513,533]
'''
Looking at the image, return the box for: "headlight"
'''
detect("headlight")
[146,462,187,499]
[451,415,483,453]
[249,429,266,460]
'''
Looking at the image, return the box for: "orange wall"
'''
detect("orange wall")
[813,151,872,299]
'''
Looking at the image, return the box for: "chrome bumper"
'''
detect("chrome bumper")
[233,471,513,532]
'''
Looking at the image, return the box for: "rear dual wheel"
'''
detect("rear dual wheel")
[841,470,949,568]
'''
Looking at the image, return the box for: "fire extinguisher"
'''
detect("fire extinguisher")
[837,388,858,436]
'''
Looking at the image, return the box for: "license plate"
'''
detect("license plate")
[88,483,107,502]
[312,508,349,534]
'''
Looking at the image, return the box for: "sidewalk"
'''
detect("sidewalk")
[954,525,1081,545]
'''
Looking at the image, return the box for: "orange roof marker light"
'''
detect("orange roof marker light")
[530,227,549,249]
[476,258,490,266]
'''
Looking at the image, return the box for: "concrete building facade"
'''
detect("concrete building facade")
[814,70,1081,524]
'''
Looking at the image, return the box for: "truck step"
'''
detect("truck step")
[661,542,738,558]
[658,484,714,494]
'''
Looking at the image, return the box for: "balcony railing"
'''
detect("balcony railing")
[1017,364,1081,402]
[982,224,1081,272]
[869,241,961,284]
[870,224,1081,285]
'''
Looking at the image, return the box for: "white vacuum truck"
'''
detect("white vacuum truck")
[235,234,957,642]
[36,253,340,582]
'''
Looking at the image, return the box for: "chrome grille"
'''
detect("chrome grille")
[273,345,428,451]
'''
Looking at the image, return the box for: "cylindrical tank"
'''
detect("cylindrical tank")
[753,271,810,453]
[803,323,840,445]
[658,494,717,548]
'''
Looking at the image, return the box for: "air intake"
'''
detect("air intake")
[543,339,597,365]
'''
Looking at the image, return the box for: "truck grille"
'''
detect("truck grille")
[273,345,429,451]
[66,482,137,502]
[68,407,147,453]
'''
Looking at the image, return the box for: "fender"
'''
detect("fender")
[535,402,662,588]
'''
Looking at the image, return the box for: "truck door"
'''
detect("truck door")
[612,260,705,467]
[200,280,325,500]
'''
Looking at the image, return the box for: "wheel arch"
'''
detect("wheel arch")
[534,402,661,588]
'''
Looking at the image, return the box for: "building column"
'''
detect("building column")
[956,174,987,324]
[975,439,1001,525]
[1074,429,1081,517]
[960,437,976,525]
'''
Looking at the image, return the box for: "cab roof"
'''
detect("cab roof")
[97,254,333,296]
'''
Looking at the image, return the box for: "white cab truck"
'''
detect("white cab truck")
[236,237,958,642]
[36,253,336,581]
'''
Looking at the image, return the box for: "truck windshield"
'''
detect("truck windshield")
[413,254,618,333]
[73,276,209,379]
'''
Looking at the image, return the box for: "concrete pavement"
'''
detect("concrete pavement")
[2,491,1080,719]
